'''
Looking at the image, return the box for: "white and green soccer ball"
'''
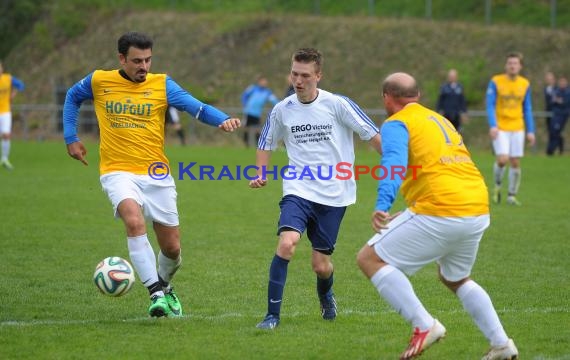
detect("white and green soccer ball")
[93,256,136,297]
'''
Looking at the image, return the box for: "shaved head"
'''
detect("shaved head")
[382,72,419,99]
[381,72,420,116]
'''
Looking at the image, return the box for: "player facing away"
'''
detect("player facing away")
[357,73,518,360]
[249,48,382,329]
[0,61,25,170]
[63,32,240,317]
[486,52,535,206]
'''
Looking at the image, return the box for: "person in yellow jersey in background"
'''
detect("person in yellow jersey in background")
[357,73,518,360]
[0,61,25,170]
[486,52,535,206]
[63,32,241,317]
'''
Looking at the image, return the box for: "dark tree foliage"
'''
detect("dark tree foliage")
[0,0,45,58]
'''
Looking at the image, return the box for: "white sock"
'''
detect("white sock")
[1,139,9,161]
[158,250,181,290]
[493,162,506,186]
[127,234,159,288]
[456,280,509,347]
[508,167,521,196]
[371,265,434,331]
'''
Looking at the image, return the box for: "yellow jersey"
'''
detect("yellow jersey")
[91,70,168,175]
[486,74,534,132]
[379,103,489,217]
[0,73,24,113]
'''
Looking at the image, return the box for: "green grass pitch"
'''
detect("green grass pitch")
[0,140,568,359]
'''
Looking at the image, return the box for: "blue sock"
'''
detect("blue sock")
[317,272,334,299]
[267,254,289,317]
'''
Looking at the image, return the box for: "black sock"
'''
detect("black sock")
[317,272,334,299]
[147,281,162,297]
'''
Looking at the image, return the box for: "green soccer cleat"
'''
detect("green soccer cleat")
[164,288,182,317]
[492,186,501,204]
[148,295,170,318]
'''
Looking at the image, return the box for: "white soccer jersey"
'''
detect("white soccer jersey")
[258,89,379,206]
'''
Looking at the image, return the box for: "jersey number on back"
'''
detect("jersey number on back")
[428,115,463,146]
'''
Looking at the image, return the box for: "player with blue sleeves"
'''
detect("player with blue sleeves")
[0,61,25,170]
[486,52,535,206]
[63,31,240,318]
[358,72,518,360]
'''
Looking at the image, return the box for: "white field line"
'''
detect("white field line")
[1,306,568,327]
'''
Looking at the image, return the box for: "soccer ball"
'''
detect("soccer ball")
[93,256,136,297]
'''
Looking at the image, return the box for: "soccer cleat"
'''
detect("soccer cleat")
[256,313,280,329]
[481,338,518,360]
[319,291,337,320]
[164,287,182,317]
[400,319,446,360]
[1,159,13,170]
[506,196,521,206]
[492,186,501,204]
[148,295,170,318]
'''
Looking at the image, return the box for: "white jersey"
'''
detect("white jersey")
[258,89,379,206]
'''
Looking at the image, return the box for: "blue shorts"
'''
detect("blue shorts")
[277,194,347,255]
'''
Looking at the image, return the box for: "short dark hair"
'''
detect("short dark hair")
[117,32,153,57]
[507,51,523,65]
[292,48,323,73]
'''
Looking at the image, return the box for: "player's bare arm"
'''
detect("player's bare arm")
[66,141,88,166]
[369,133,382,155]
[249,149,271,188]
[489,127,499,140]
[219,117,241,132]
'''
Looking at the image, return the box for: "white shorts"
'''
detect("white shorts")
[0,112,12,134]
[100,171,179,226]
[367,209,490,282]
[492,130,525,157]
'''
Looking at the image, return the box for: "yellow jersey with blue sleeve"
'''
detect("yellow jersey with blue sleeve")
[0,73,25,114]
[91,70,168,175]
[376,103,489,217]
[63,69,231,175]
[486,74,535,133]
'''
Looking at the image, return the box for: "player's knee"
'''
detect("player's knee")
[278,233,299,254]
[123,218,146,235]
[162,243,180,259]
[156,231,180,258]
[311,260,331,276]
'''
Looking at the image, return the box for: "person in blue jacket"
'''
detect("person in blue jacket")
[436,69,467,132]
[241,75,279,147]
[547,76,570,155]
